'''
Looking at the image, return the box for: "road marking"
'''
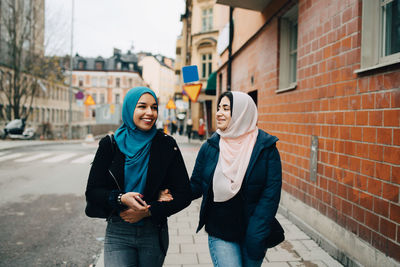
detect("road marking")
[15,152,53,162]
[71,153,95,164]
[42,153,77,163]
[0,153,25,162]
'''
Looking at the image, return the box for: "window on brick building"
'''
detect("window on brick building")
[100,93,105,104]
[116,77,120,87]
[115,93,120,104]
[201,53,212,79]
[278,4,298,93]
[359,0,400,72]
[202,8,213,32]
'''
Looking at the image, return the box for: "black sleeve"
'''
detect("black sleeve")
[85,136,124,217]
[148,140,192,223]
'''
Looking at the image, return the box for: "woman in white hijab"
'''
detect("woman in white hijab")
[189,91,283,267]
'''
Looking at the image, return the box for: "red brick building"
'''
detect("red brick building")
[215,0,399,266]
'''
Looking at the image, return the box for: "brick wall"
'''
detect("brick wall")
[218,0,400,262]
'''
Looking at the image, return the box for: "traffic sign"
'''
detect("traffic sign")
[182,65,199,83]
[84,94,96,105]
[75,91,84,100]
[166,99,176,109]
[183,83,202,102]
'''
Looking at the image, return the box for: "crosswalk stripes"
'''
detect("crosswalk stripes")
[42,153,77,163]
[71,154,95,164]
[0,151,96,164]
[15,152,52,163]
[0,153,25,162]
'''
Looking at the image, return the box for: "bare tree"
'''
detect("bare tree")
[0,0,64,121]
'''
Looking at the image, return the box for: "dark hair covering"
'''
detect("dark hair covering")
[217,91,233,116]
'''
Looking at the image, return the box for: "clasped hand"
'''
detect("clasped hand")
[120,192,150,223]
[119,190,173,223]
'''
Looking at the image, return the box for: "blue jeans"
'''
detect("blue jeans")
[104,218,168,267]
[208,235,264,267]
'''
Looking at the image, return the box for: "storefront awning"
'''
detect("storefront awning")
[205,71,216,95]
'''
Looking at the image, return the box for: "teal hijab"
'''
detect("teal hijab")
[114,87,158,193]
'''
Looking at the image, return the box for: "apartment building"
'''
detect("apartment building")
[175,0,225,135]
[0,0,85,139]
[214,0,400,266]
[71,49,145,134]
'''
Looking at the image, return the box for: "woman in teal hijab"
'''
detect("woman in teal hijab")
[114,87,158,196]
[85,86,192,267]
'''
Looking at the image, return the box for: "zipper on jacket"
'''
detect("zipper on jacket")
[108,169,121,191]
[106,169,122,221]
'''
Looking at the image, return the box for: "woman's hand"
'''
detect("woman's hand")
[120,208,150,223]
[121,192,150,211]
[158,189,173,202]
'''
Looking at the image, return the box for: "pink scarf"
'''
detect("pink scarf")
[213,92,259,202]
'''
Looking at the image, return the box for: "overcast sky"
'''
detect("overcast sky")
[45,0,185,59]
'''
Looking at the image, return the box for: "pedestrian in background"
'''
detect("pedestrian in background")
[198,118,206,140]
[186,118,193,142]
[161,91,283,267]
[85,87,191,267]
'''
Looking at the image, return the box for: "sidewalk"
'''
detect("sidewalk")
[94,134,344,267]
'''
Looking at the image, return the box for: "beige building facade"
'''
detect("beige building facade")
[139,55,175,122]
[175,0,228,135]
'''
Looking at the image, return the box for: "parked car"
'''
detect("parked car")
[1,119,36,140]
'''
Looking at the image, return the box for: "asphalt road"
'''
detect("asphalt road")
[0,142,106,267]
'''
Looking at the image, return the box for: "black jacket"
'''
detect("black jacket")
[85,131,192,225]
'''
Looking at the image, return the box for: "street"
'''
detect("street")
[0,142,105,267]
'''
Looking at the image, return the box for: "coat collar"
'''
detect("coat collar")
[207,129,278,184]
[207,129,278,150]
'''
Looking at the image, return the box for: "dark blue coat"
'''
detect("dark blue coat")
[190,129,282,260]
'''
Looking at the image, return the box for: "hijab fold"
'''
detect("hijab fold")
[213,91,259,202]
[114,87,158,194]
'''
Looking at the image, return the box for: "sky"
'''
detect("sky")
[45,0,186,59]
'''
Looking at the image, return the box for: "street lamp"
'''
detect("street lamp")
[68,0,74,139]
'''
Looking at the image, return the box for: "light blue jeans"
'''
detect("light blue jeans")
[104,218,168,267]
[208,235,264,267]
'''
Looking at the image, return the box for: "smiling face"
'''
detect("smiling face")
[133,93,158,131]
[216,96,232,131]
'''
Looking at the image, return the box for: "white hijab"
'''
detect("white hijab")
[213,91,259,202]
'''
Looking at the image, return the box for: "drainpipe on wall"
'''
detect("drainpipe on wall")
[227,6,233,91]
